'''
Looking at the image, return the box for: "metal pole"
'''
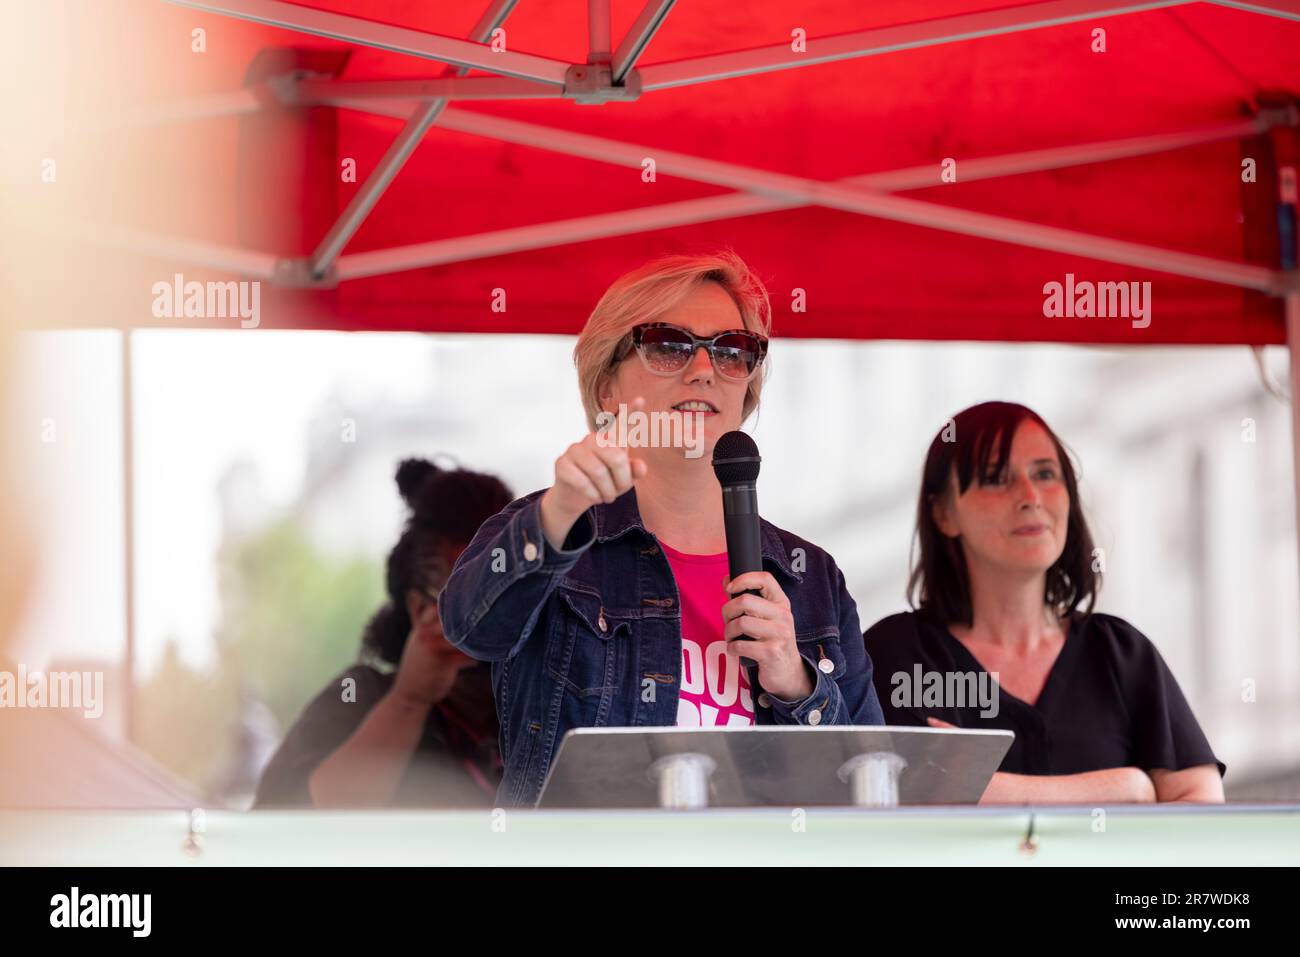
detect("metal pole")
[1288,293,1300,601]
[308,96,468,278]
[612,0,677,83]
[296,75,560,105]
[331,114,1273,278]
[48,221,279,280]
[162,0,566,84]
[636,0,1191,92]
[1208,0,1300,21]
[430,106,1289,293]
[1275,120,1299,603]
[308,0,518,279]
[588,0,611,62]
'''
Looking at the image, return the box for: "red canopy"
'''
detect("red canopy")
[17,0,1300,344]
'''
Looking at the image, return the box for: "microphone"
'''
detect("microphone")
[712,431,763,601]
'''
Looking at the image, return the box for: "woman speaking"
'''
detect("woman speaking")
[439,251,884,808]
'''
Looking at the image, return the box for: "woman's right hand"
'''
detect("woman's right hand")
[391,602,475,710]
[310,602,469,808]
[539,396,649,550]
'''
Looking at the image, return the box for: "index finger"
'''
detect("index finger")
[616,395,646,447]
[604,396,648,479]
[625,397,648,474]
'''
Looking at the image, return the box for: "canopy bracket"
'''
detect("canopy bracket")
[565,63,642,104]
[274,257,339,289]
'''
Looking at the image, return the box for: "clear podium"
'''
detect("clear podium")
[537,725,1014,809]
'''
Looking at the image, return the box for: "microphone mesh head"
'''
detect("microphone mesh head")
[712,430,761,486]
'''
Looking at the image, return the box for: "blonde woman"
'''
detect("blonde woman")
[440,251,884,807]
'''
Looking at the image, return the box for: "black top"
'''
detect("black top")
[253,662,503,809]
[862,611,1225,778]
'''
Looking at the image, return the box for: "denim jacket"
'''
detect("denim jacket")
[439,488,885,807]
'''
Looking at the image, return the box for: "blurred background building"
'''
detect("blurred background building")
[11,328,1298,806]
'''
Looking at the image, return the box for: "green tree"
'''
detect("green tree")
[216,516,381,730]
[136,516,381,797]
[135,637,238,793]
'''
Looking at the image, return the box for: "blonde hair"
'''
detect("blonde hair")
[574,249,773,431]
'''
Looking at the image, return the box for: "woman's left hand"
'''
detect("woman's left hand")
[722,571,813,702]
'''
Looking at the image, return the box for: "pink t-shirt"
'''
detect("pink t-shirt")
[660,541,755,727]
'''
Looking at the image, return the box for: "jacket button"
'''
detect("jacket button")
[523,542,538,562]
[757,693,772,708]
[597,611,607,633]
[818,657,834,674]
[807,708,823,726]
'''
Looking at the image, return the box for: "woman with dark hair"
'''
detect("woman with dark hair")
[253,458,513,808]
[864,401,1224,804]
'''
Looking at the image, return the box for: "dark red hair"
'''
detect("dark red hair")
[907,401,1099,626]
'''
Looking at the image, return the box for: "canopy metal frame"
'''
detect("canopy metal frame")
[143,0,1297,293]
